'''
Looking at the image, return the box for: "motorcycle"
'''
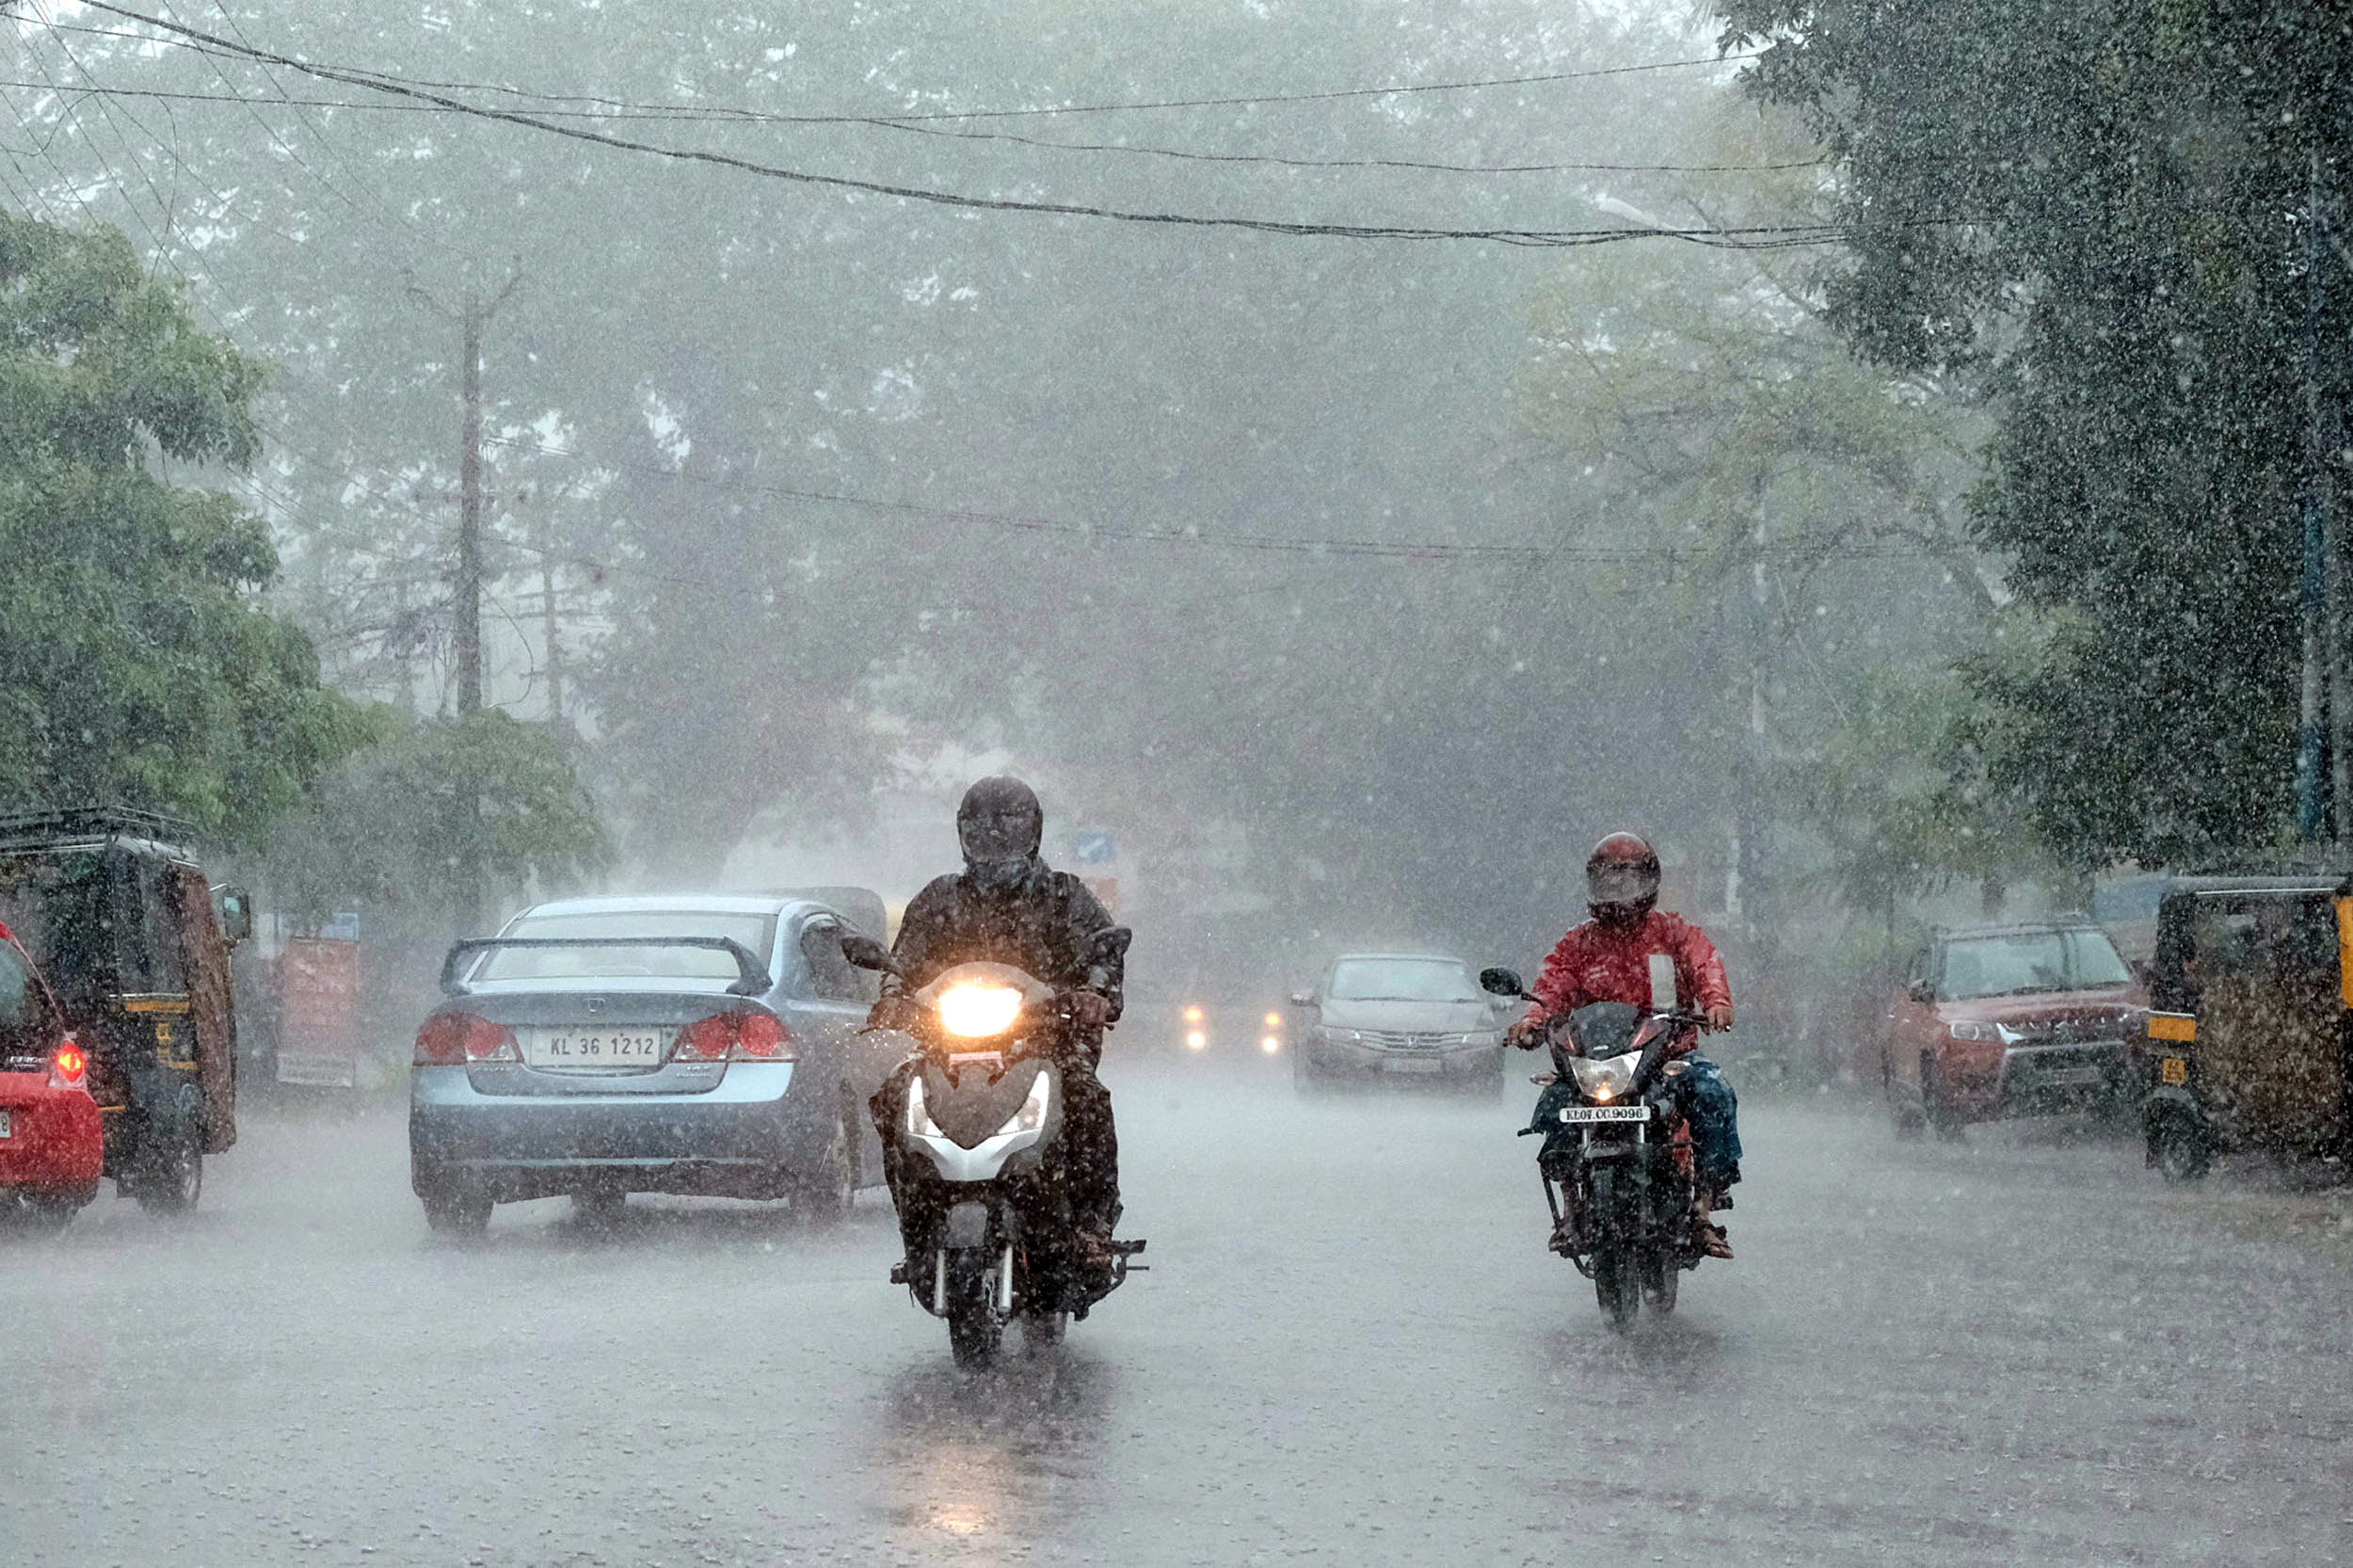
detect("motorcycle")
[1480,965,1713,1332]
[842,932,1144,1368]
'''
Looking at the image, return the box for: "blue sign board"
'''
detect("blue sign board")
[1071,830,1116,865]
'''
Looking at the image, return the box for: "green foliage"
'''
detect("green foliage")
[0,210,356,843]
[263,707,607,931]
[1719,0,2346,867]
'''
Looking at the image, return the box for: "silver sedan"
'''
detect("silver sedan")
[408,893,897,1234]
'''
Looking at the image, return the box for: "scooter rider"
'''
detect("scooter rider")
[869,776,1126,1267]
[1505,832,1742,1259]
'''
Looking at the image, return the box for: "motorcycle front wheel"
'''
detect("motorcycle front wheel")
[1585,1167,1641,1331]
[943,1248,1003,1368]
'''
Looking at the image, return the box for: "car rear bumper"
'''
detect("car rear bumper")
[409,1062,826,1201]
[0,1074,104,1194]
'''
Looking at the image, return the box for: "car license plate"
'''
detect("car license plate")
[0,1109,10,1138]
[520,1028,667,1068]
[1385,1057,1443,1073]
[2042,1065,2106,1088]
[1560,1104,1650,1123]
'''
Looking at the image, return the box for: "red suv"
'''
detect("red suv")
[1881,920,2146,1139]
[0,921,103,1232]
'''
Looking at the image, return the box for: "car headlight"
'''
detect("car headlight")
[1569,1050,1641,1102]
[1317,1026,1363,1045]
[996,1071,1052,1137]
[906,1076,945,1138]
[936,982,1023,1038]
[1948,1019,2009,1044]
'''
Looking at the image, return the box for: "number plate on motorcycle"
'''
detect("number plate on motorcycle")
[1559,1105,1650,1123]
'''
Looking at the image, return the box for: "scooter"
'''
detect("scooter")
[1481,965,1713,1332]
[843,933,1144,1368]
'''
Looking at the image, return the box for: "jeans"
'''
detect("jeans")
[1527,1053,1741,1190]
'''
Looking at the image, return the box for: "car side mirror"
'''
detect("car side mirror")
[1480,967,1530,1000]
[839,934,902,975]
[2129,958,2150,984]
[1907,978,1934,1004]
[214,885,254,946]
[1289,990,1315,1008]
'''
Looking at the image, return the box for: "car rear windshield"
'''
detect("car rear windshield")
[1939,929,2133,1000]
[1328,958,1480,1001]
[472,911,777,983]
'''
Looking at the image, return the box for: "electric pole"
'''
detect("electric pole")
[408,264,524,933]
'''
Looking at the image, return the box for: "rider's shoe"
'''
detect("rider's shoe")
[888,1258,911,1285]
[1070,1227,1119,1271]
[1547,1213,1577,1256]
[1691,1192,1734,1259]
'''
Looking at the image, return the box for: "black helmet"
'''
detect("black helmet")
[957,776,1043,894]
[1586,832,1660,926]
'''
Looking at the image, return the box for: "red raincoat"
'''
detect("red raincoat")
[1521,911,1732,1060]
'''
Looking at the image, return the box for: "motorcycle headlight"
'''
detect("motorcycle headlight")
[996,1071,1053,1138]
[905,1076,945,1139]
[1569,1050,1641,1103]
[936,982,1023,1039]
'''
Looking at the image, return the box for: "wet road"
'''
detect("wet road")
[4,1064,2349,1568]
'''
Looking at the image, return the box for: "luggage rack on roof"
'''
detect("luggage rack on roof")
[0,806,201,855]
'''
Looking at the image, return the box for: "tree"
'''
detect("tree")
[0,210,357,842]
[1717,0,2353,867]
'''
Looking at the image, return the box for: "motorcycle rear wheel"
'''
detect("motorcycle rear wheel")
[1639,1246,1679,1313]
[944,1249,1003,1368]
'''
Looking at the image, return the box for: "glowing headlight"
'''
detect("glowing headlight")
[1947,1019,2012,1044]
[995,1071,1053,1137]
[905,1075,945,1138]
[1569,1050,1641,1102]
[937,982,1023,1038]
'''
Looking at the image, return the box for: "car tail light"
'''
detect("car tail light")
[414,1013,518,1065]
[674,1011,794,1064]
[50,1039,87,1090]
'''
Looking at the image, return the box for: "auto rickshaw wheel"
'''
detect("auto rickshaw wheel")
[2149,1111,2213,1183]
[129,1090,205,1214]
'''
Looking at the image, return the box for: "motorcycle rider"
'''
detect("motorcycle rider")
[1505,832,1742,1259]
[868,776,1127,1269]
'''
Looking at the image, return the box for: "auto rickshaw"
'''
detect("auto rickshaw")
[2140,872,2353,1182]
[0,808,251,1211]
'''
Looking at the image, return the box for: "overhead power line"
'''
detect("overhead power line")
[47,18,1755,124]
[74,6,1859,248]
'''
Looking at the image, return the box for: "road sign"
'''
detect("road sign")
[1071,830,1117,865]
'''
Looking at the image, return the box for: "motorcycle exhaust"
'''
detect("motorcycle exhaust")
[996,1241,1015,1315]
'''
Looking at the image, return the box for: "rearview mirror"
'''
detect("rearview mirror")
[1907,978,1935,1004]
[213,885,253,946]
[1479,967,1529,1000]
[1288,990,1315,1008]
[840,934,902,975]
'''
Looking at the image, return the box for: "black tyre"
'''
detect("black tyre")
[1884,1051,1926,1140]
[944,1248,1002,1368]
[0,1193,79,1235]
[791,1106,857,1224]
[130,1095,204,1215]
[571,1191,627,1224]
[1921,1059,1967,1143]
[422,1183,493,1237]
[1640,1245,1680,1314]
[2150,1112,2212,1183]
[1586,1167,1640,1331]
[1020,1309,1069,1354]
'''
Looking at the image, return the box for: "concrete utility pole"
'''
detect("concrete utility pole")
[2298,142,2334,843]
[407,264,524,933]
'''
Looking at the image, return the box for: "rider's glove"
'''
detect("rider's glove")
[1503,1015,1544,1050]
[1065,988,1114,1028]
[866,994,921,1032]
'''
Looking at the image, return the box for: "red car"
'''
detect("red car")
[0,920,103,1232]
[1882,920,2147,1138]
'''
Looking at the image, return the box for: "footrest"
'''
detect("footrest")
[1111,1238,1147,1256]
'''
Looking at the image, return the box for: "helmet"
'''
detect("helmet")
[1585,832,1660,927]
[957,776,1044,895]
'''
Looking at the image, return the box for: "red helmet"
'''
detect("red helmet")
[1585,832,1660,924]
